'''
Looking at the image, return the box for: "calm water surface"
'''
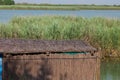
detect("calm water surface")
[0,10,120,23]
[101,61,120,80]
[0,10,120,80]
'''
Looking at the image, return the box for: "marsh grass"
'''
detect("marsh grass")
[0,16,120,57]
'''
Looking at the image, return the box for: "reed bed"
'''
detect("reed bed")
[0,16,120,57]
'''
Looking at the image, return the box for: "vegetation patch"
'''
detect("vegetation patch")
[0,0,15,5]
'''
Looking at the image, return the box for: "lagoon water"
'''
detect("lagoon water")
[0,10,120,23]
[0,10,120,80]
[101,62,120,80]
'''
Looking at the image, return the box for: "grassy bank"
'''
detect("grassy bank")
[0,4,120,10]
[0,16,120,58]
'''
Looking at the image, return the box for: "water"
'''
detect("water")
[0,10,120,23]
[101,61,120,80]
[0,76,1,80]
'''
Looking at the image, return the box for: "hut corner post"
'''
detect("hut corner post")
[96,49,101,80]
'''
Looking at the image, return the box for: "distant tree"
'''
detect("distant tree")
[91,4,95,6]
[0,0,3,5]
[4,0,15,5]
[0,0,15,5]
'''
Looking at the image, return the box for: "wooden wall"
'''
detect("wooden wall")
[3,53,100,80]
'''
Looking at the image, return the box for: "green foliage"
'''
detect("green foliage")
[0,16,120,57]
[0,0,3,5]
[0,0,15,5]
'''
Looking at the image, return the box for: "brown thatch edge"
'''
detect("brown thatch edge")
[0,39,97,54]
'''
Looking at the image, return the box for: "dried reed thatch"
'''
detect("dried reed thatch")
[0,39,96,53]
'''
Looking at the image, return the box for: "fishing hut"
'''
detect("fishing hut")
[0,39,100,80]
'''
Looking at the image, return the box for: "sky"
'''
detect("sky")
[14,0,120,5]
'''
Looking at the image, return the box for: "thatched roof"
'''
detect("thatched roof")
[0,39,97,53]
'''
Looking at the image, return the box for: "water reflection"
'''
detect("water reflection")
[101,61,120,80]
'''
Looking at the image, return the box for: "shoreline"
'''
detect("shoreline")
[0,5,120,10]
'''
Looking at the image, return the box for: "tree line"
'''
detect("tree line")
[0,0,15,5]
